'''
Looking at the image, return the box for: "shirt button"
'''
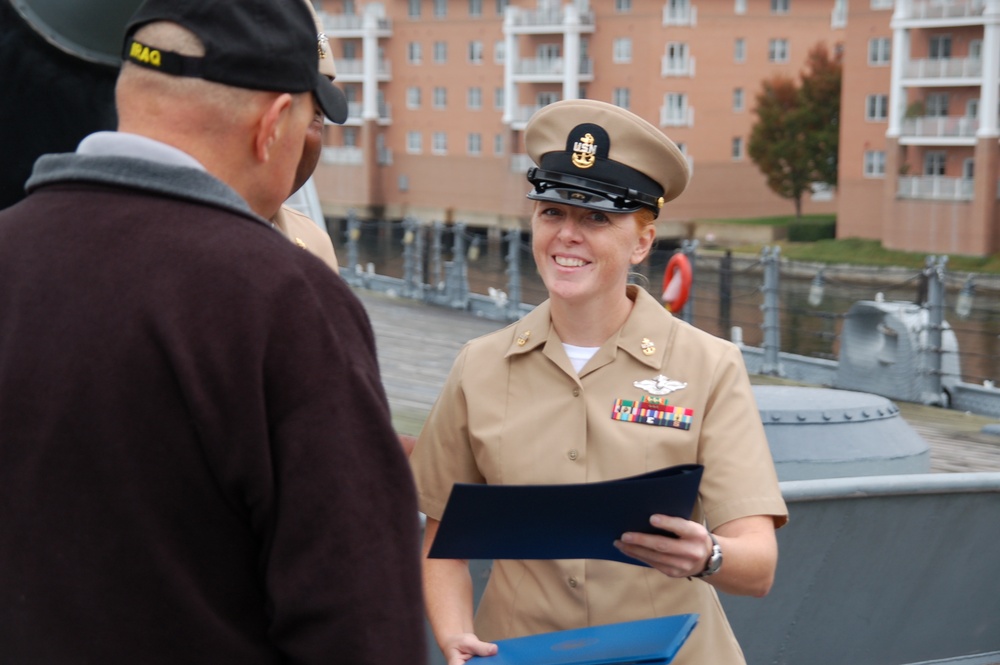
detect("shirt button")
[568,577,578,588]
[568,449,579,461]
[572,388,581,397]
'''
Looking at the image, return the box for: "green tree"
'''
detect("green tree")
[749,42,842,219]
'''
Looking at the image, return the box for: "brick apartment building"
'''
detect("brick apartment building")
[311,0,1000,256]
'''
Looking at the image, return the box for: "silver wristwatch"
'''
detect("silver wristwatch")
[693,532,722,578]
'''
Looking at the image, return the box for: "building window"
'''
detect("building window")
[432,131,448,155]
[771,0,789,14]
[408,42,422,64]
[467,133,482,155]
[407,86,422,109]
[769,39,789,63]
[468,87,482,109]
[966,98,980,119]
[664,42,689,75]
[494,87,505,110]
[538,43,560,60]
[926,93,949,117]
[929,35,952,59]
[870,0,893,8]
[343,127,358,148]
[734,38,746,63]
[398,174,409,192]
[433,0,447,17]
[866,94,888,121]
[496,0,508,15]
[733,87,744,112]
[615,0,631,12]
[732,137,744,160]
[408,0,421,18]
[433,86,447,109]
[469,0,482,17]
[494,41,505,64]
[970,39,983,60]
[864,150,886,177]
[963,158,975,180]
[537,91,560,107]
[613,87,630,110]
[469,41,484,64]
[407,131,422,154]
[924,151,946,176]
[868,37,891,65]
[663,93,689,126]
[433,41,447,63]
[494,133,504,155]
[613,38,632,64]
[342,41,357,60]
[735,0,747,13]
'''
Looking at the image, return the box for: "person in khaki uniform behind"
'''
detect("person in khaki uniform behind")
[271,0,341,272]
[410,99,788,665]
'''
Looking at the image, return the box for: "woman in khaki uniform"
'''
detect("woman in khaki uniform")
[410,99,788,665]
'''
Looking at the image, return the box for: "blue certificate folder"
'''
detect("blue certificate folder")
[469,614,699,665]
[428,464,703,566]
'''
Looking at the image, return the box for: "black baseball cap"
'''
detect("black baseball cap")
[123,0,348,124]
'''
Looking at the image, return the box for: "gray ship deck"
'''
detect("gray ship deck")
[353,287,1000,474]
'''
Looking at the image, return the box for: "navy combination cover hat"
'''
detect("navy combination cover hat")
[524,99,690,218]
[122,0,348,124]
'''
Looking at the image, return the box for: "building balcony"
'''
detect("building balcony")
[331,58,392,82]
[319,12,392,37]
[662,4,697,26]
[321,146,363,165]
[900,115,979,140]
[903,57,982,81]
[897,175,975,200]
[661,56,696,77]
[660,106,695,128]
[342,101,392,125]
[505,7,595,34]
[512,58,594,81]
[894,0,985,21]
[510,105,547,129]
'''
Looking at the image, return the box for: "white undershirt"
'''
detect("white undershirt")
[563,343,600,373]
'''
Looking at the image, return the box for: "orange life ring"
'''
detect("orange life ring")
[661,252,692,314]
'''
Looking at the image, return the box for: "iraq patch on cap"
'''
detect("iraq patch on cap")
[524,99,690,218]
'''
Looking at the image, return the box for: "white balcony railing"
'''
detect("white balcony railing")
[897,175,974,200]
[513,105,547,125]
[660,105,695,127]
[897,0,985,20]
[507,8,595,29]
[334,59,392,78]
[900,115,979,138]
[345,102,392,123]
[904,57,982,79]
[510,153,536,174]
[662,4,697,26]
[513,58,593,77]
[321,146,363,165]
[320,13,392,33]
[661,56,696,77]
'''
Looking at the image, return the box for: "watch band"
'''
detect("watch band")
[692,532,722,578]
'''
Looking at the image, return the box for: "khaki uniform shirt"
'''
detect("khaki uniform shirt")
[272,205,339,273]
[411,286,787,665]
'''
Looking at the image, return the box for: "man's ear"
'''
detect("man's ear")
[253,93,294,163]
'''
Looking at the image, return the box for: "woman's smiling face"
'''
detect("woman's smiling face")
[531,201,655,305]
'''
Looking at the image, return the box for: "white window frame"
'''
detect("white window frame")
[734,38,746,63]
[663,92,689,126]
[962,158,975,180]
[432,131,448,155]
[469,0,483,17]
[494,133,504,155]
[924,151,946,176]
[615,0,631,12]
[866,94,889,121]
[468,41,484,64]
[733,87,744,112]
[537,91,560,107]
[407,86,422,109]
[864,150,886,177]
[771,0,790,14]
[665,42,689,75]
[467,133,482,156]
[613,38,632,64]
[868,37,891,65]
[467,86,483,110]
[926,93,949,117]
[612,87,630,110]
[408,0,421,19]
[433,41,447,63]
[929,35,952,60]
[769,39,789,63]
[735,0,747,14]
[433,0,447,18]
[433,86,447,109]
[732,136,744,161]
[494,40,506,64]
[494,87,504,110]
[408,42,422,64]
[407,131,423,154]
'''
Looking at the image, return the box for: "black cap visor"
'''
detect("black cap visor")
[315,76,348,124]
[526,167,660,217]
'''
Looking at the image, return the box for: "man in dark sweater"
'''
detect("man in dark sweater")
[0,1,426,663]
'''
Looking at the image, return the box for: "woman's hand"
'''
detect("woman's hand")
[614,514,779,597]
[441,632,498,664]
[614,515,713,578]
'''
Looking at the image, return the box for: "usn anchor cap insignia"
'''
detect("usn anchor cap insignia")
[634,374,688,396]
[571,132,597,169]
